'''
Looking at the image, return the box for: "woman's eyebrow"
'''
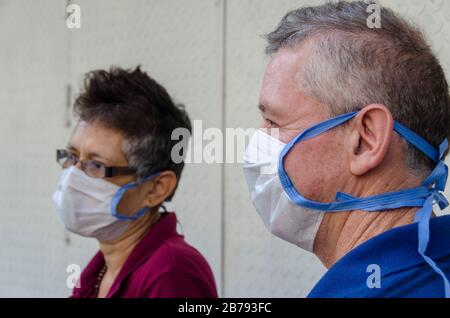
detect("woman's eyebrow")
[66,144,78,153]
[66,144,115,164]
[89,152,114,164]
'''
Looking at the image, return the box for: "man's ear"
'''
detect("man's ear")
[142,171,178,208]
[349,104,394,176]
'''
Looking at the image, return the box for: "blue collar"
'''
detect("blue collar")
[308,215,450,297]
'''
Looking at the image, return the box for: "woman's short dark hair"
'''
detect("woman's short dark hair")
[74,66,192,199]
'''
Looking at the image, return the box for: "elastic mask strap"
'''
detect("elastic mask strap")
[278,112,358,198]
[278,110,450,297]
[415,191,450,298]
[111,172,160,221]
[394,121,449,190]
[279,111,449,210]
[393,122,440,163]
[415,137,450,297]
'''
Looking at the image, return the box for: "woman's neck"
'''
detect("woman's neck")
[99,211,161,278]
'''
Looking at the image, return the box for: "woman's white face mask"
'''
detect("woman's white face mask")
[52,167,155,242]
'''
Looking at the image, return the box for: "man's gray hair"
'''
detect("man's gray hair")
[266,1,450,174]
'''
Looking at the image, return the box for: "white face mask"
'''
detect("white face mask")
[243,130,324,252]
[52,167,132,241]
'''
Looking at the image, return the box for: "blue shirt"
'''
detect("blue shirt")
[308,215,450,298]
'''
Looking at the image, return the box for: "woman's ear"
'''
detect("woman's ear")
[349,104,394,176]
[142,171,178,208]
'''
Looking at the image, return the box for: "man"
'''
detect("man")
[53,66,217,298]
[243,1,450,297]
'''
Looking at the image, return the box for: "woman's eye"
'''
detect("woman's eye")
[92,161,104,169]
[68,153,78,161]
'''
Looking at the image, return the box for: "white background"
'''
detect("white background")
[0,0,449,297]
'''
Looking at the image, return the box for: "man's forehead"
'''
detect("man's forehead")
[260,48,309,113]
[265,41,315,81]
[266,49,301,81]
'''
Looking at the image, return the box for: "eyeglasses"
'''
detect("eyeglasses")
[56,149,136,178]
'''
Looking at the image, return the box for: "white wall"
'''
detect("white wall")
[0,0,449,297]
[0,0,72,297]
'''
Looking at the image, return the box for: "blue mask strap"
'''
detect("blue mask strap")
[415,191,450,297]
[278,112,445,212]
[414,138,450,298]
[287,111,359,145]
[278,110,450,297]
[393,122,441,163]
[111,172,160,221]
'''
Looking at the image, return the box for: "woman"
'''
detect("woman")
[53,66,217,298]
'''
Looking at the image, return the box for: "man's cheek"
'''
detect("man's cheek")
[284,143,321,200]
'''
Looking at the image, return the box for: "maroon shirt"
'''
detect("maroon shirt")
[72,212,218,298]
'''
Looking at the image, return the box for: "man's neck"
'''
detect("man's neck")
[313,170,422,268]
[313,207,417,268]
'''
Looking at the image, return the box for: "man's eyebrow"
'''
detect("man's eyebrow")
[258,103,269,113]
[258,104,265,113]
[258,103,277,117]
